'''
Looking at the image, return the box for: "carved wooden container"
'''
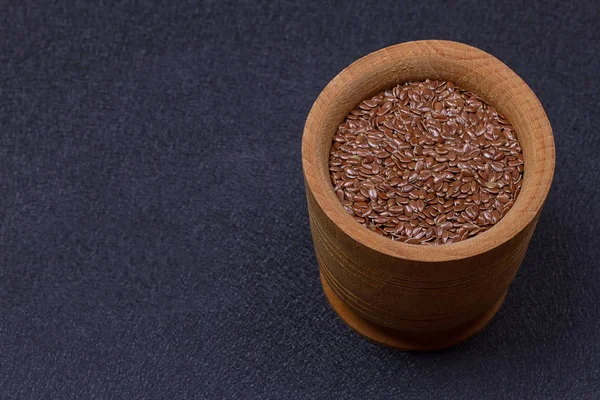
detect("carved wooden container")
[302,40,555,351]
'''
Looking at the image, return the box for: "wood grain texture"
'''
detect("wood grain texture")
[302,40,555,351]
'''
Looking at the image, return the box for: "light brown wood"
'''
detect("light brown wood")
[302,40,555,351]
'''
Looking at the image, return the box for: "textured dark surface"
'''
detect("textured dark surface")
[1,1,599,399]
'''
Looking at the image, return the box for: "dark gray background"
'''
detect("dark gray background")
[1,1,598,399]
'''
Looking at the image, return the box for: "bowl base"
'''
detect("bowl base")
[320,271,507,351]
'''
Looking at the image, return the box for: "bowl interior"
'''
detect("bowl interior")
[302,40,554,262]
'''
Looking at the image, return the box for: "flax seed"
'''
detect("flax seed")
[330,80,523,245]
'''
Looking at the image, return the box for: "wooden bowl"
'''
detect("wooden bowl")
[302,40,555,351]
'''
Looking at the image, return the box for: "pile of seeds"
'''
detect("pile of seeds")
[329,79,524,245]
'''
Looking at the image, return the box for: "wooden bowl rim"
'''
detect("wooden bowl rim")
[302,40,555,262]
